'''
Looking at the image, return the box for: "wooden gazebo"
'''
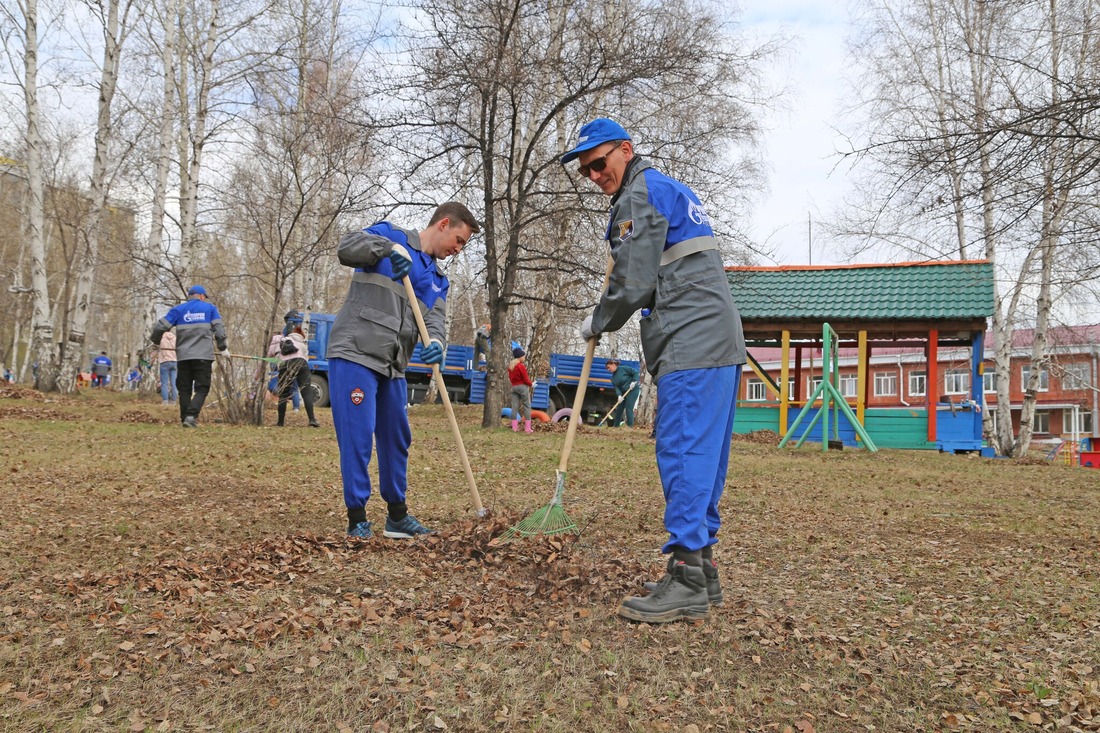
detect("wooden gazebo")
[726,261,995,452]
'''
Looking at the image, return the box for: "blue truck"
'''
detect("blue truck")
[298,312,640,422]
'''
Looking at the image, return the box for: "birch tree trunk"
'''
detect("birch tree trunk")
[140,0,182,344]
[20,0,60,392]
[58,0,130,393]
[176,0,219,285]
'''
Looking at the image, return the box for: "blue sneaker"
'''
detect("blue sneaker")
[383,514,435,539]
[347,520,373,539]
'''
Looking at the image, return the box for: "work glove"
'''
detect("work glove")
[218,349,231,357]
[580,314,599,342]
[421,340,444,365]
[388,244,413,281]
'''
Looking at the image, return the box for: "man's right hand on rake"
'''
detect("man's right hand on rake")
[388,244,413,281]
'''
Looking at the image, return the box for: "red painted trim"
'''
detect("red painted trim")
[927,330,939,442]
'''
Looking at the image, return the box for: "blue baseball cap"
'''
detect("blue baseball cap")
[560,118,632,164]
[188,285,207,296]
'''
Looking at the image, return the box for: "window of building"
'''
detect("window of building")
[874,371,897,397]
[982,370,998,393]
[1021,365,1049,392]
[1060,363,1091,391]
[1033,410,1050,434]
[840,374,857,398]
[808,377,823,396]
[944,369,970,395]
[1062,409,1094,435]
[746,378,767,401]
[909,371,926,397]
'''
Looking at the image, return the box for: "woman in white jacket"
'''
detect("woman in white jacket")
[267,311,319,428]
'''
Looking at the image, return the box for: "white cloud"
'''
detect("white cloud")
[740,1,857,265]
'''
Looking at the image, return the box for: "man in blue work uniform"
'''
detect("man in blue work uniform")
[563,118,746,623]
[329,202,480,540]
[150,285,230,427]
[91,352,112,388]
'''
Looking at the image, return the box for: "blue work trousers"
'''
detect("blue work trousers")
[329,358,411,510]
[654,364,742,554]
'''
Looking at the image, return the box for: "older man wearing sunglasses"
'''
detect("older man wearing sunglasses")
[562,118,746,624]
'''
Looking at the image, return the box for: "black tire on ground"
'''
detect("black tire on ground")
[308,374,330,408]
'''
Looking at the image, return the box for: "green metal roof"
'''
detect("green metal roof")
[727,261,994,322]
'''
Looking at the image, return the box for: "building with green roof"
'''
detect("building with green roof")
[727,261,995,453]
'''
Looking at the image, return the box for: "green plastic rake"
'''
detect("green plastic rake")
[497,258,613,542]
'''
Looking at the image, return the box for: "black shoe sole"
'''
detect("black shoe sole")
[616,602,710,623]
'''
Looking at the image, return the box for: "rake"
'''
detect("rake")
[596,381,637,427]
[222,353,280,364]
[497,257,614,542]
[399,271,487,518]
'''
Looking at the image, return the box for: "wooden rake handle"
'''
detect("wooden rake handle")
[401,275,486,516]
[558,256,615,473]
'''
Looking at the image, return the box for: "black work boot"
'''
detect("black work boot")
[644,556,723,605]
[618,551,709,623]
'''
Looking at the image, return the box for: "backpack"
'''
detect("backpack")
[280,337,297,356]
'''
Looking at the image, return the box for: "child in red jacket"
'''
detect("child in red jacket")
[508,347,534,433]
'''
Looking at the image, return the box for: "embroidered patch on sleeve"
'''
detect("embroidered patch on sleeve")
[618,220,634,241]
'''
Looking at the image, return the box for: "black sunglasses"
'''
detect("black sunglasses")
[577,142,623,178]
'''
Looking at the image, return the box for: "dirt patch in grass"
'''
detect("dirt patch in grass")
[0,391,1098,732]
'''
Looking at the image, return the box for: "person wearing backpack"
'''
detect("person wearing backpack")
[267,310,319,428]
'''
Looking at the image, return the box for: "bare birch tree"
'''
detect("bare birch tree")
[56,0,138,393]
[173,0,279,290]
[843,0,1100,455]
[3,0,59,390]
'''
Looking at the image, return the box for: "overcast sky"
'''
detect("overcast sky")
[739,1,858,266]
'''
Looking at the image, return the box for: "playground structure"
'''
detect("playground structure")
[1048,436,1100,468]
[777,323,878,452]
[728,261,997,454]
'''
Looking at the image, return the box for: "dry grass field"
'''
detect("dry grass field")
[0,386,1098,732]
